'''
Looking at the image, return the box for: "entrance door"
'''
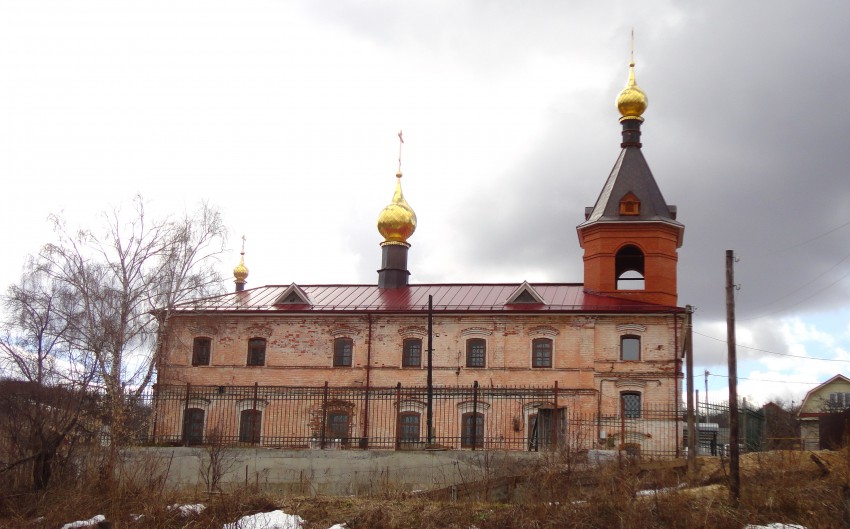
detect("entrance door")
[528,407,566,451]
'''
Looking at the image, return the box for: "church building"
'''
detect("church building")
[154,59,688,456]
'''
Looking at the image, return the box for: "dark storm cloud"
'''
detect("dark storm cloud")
[447,1,850,336]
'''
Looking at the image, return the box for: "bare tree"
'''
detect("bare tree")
[5,196,226,469]
[0,262,98,489]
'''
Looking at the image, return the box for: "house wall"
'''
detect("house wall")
[800,379,850,414]
[158,311,683,417]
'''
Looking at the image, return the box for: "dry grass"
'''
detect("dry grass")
[1,449,849,528]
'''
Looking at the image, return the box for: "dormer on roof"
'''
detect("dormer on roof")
[274,283,312,306]
[505,281,546,305]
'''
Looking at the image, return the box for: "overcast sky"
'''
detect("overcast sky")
[2,1,849,406]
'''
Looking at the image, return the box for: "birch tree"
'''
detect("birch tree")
[38,196,227,442]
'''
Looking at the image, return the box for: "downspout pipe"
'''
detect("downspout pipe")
[362,313,373,448]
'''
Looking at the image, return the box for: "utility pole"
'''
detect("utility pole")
[426,295,434,446]
[685,305,696,477]
[726,250,740,505]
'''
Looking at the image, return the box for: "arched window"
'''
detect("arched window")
[532,338,553,368]
[466,338,486,368]
[239,409,262,443]
[402,338,422,367]
[247,338,266,366]
[182,408,205,445]
[620,335,641,361]
[615,245,645,290]
[192,337,211,366]
[621,392,642,419]
[333,337,353,367]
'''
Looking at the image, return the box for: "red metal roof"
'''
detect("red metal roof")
[174,283,683,314]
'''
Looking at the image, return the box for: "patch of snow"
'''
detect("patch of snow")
[636,483,687,496]
[59,514,106,529]
[744,524,806,529]
[222,510,304,529]
[168,503,206,516]
[327,525,348,529]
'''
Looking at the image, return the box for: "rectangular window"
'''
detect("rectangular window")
[182,408,205,445]
[239,409,261,443]
[333,338,353,367]
[829,392,850,408]
[461,412,484,448]
[466,339,486,368]
[621,336,640,361]
[192,337,211,366]
[402,338,422,367]
[327,412,350,439]
[247,338,266,366]
[532,338,552,368]
[622,393,641,419]
[399,412,421,444]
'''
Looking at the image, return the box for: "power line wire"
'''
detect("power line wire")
[705,372,821,385]
[766,218,850,256]
[693,330,850,363]
[739,263,850,321]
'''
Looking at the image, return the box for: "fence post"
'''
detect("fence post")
[182,383,191,446]
[619,394,625,461]
[320,381,329,450]
[394,382,402,450]
[252,382,259,445]
[552,381,559,449]
[150,383,159,444]
[472,380,479,451]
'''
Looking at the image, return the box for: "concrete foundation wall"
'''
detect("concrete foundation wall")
[120,447,545,496]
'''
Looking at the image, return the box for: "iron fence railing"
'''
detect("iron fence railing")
[142,383,690,458]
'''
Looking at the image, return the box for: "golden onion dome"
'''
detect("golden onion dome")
[377,172,417,244]
[616,62,648,121]
[233,252,249,282]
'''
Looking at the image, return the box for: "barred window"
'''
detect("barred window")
[399,412,421,444]
[466,339,486,368]
[621,392,641,419]
[333,338,353,367]
[402,338,422,367]
[532,338,553,368]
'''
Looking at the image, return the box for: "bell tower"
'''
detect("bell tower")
[576,55,684,307]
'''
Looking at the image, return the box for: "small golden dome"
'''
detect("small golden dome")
[377,172,417,244]
[616,62,648,121]
[233,253,249,282]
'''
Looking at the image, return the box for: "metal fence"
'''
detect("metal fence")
[143,383,687,458]
[683,399,765,455]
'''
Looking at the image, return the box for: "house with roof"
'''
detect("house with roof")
[799,374,850,449]
[153,59,688,457]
